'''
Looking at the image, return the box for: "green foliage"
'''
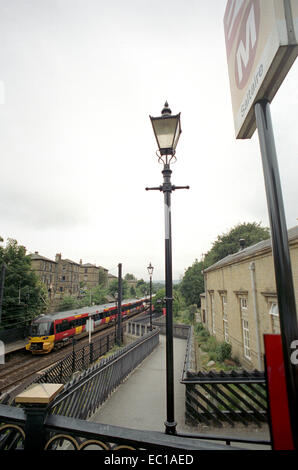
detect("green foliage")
[153,288,180,317]
[195,323,233,366]
[89,285,108,305]
[179,259,204,307]
[179,222,269,309]
[194,322,204,333]
[108,278,129,299]
[215,342,232,362]
[58,295,78,311]
[0,237,47,328]
[98,267,108,286]
[130,286,136,297]
[124,273,136,281]
[203,222,270,267]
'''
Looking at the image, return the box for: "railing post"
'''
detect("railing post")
[15,384,64,450]
[89,342,94,364]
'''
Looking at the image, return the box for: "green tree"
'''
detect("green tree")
[124,273,136,281]
[88,285,108,305]
[153,288,180,316]
[98,267,108,287]
[180,259,204,307]
[59,295,78,311]
[179,222,269,307]
[0,238,47,328]
[130,286,136,297]
[204,222,270,267]
[108,278,129,299]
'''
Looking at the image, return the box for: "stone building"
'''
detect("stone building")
[79,260,108,290]
[55,253,80,298]
[29,252,57,298]
[200,225,298,371]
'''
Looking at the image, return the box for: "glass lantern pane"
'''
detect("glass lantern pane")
[152,117,178,150]
[173,117,181,150]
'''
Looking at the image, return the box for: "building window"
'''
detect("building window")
[269,302,280,334]
[240,297,247,310]
[202,309,206,323]
[210,293,215,334]
[242,319,251,359]
[222,295,229,343]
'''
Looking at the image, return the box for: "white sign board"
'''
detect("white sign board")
[86,318,94,332]
[224,0,298,139]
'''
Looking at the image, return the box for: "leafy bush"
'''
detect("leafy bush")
[195,322,204,333]
[201,335,218,353]
[215,342,232,362]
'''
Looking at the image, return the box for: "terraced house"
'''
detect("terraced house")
[79,260,108,290]
[200,225,298,371]
[55,253,80,297]
[29,252,57,297]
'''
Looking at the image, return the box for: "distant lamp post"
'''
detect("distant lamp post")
[114,291,118,345]
[146,102,189,435]
[147,262,154,330]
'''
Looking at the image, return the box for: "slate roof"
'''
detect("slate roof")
[203,225,298,273]
[29,252,57,263]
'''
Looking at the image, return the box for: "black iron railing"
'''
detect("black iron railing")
[48,327,159,420]
[181,327,270,431]
[0,320,272,450]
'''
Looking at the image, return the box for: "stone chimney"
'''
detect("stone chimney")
[239,239,246,251]
[80,259,82,265]
[55,253,62,262]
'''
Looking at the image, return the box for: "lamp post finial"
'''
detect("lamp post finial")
[162,101,171,116]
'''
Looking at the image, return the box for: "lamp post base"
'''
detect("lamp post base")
[164,420,177,435]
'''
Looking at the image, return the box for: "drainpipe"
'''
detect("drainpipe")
[202,270,208,330]
[249,262,262,370]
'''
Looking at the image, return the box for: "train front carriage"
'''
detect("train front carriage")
[26,315,55,354]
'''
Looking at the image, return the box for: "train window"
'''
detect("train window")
[31,321,53,336]
[61,320,69,332]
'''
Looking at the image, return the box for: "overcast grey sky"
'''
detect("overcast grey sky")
[0,0,297,281]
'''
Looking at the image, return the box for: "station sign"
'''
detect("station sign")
[224,0,298,139]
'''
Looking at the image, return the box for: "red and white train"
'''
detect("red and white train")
[26,297,148,354]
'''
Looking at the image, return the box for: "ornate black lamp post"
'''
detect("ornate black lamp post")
[146,102,189,435]
[147,262,154,330]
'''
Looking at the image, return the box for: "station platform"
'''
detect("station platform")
[2,339,28,355]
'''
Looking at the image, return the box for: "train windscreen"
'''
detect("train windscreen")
[30,320,53,336]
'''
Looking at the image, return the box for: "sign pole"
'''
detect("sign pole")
[0,263,6,325]
[255,99,298,449]
[117,263,122,346]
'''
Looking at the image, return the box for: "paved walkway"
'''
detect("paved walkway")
[89,333,271,450]
[90,334,188,433]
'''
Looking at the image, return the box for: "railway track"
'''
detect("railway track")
[0,310,149,397]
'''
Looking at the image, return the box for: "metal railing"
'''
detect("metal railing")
[48,327,159,420]
[178,325,272,448]
[0,320,272,450]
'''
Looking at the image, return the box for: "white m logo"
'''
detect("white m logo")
[236,4,257,84]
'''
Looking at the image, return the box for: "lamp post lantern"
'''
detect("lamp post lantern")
[147,262,154,331]
[146,102,189,435]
